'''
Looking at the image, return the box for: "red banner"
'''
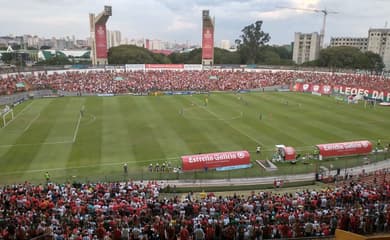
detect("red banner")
[181,151,250,171]
[316,140,372,158]
[290,83,332,95]
[95,24,107,58]
[291,83,390,102]
[202,27,214,60]
[145,64,184,69]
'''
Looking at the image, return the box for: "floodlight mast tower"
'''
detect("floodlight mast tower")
[89,6,112,65]
[277,7,338,48]
[201,10,215,67]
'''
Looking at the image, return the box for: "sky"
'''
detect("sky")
[0,0,389,46]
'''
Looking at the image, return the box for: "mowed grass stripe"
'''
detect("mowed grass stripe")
[192,94,264,147]
[143,97,192,163]
[65,97,103,179]
[248,93,354,145]
[153,96,232,155]
[121,97,168,165]
[290,93,388,133]
[288,93,387,140]
[179,95,245,152]
[100,97,135,165]
[0,98,68,176]
[22,98,86,181]
[238,93,308,147]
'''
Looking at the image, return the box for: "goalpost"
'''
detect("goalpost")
[1,109,14,128]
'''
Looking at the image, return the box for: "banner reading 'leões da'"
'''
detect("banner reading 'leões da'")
[202,27,214,60]
[333,86,390,102]
[95,24,107,58]
[181,151,250,171]
[291,83,390,102]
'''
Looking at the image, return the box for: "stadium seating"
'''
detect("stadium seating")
[1,174,390,239]
[1,70,390,95]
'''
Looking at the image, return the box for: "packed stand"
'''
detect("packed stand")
[1,70,390,95]
[1,176,390,239]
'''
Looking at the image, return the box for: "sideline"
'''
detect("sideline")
[160,158,390,188]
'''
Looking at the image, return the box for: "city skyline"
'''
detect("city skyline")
[0,0,389,46]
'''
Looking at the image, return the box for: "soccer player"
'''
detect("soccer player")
[256,146,261,154]
[204,97,208,106]
[123,163,128,175]
[44,172,50,183]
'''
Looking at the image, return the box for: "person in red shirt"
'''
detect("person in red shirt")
[179,225,190,240]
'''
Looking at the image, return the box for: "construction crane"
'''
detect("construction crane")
[277,7,338,48]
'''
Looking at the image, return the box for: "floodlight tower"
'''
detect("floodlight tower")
[89,6,112,65]
[202,10,215,66]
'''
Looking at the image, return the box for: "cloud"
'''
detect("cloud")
[0,0,389,45]
[167,17,198,32]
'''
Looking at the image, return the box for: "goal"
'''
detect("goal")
[1,109,14,128]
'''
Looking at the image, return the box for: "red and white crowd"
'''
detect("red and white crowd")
[1,70,390,95]
[1,171,390,240]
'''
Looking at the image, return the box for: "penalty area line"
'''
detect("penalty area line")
[2,101,34,128]
[72,113,82,143]
[23,114,40,132]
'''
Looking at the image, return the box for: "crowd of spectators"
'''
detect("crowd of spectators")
[1,171,390,240]
[1,70,390,95]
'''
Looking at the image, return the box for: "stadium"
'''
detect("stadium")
[1,64,390,239]
[1,3,390,240]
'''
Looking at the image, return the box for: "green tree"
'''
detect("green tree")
[214,48,241,64]
[364,51,385,73]
[318,47,363,69]
[108,45,172,64]
[40,45,52,50]
[35,55,71,65]
[1,52,13,63]
[235,20,270,64]
[316,47,385,72]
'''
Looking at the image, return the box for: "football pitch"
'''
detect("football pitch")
[0,92,389,184]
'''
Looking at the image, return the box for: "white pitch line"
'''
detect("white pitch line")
[72,113,82,143]
[0,156,181,175]
[0,140,73,148]
[199,104,265,146]
[2,101,34,128]
[23,114,40,132]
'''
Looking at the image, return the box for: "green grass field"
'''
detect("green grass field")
[0,92,389,185]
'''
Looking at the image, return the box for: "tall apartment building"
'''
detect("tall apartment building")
[367,28,390,70]
[330,37,368,52]
[220,40,230,50]
[106,30,122,49]
[292,32,321,64]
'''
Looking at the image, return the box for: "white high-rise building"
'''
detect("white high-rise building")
[150,39,163,50]
[220,40,230,50]
[106,30,122,48]
[292,32,321,64]
[367,28,390,70]
[330,37,368,52]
